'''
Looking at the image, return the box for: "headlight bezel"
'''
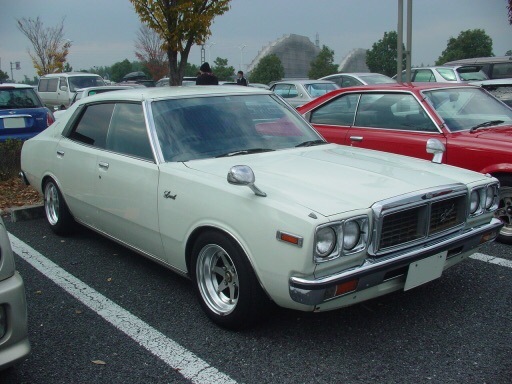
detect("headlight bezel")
[314,216,369,263]
[468,182,499,217]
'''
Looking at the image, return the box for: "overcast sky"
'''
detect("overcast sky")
[1,0,511,81]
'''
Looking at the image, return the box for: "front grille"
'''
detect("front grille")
[374,186,467,255]
[430,196,465,235]
[380,206,425,249]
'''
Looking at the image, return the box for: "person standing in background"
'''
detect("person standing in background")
[236,71,247,86]
[196,62,219,85]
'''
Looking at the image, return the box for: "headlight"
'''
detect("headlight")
[469,190,480,214]
[315,227,336,257]
[484,185,497,210]
[343,221,360,250]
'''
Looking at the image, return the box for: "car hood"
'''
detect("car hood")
[184,144,485,217]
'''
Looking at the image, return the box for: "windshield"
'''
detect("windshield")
[360,74,396,84]
[304,83,338,97]
[0,87,43,109]
[456,66,488,81]
[423,87,512,131]
[67,76,105,92]
[151,94,323,162]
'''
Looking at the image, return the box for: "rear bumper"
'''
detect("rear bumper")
[0,271,30,370]
[289,218,503,306]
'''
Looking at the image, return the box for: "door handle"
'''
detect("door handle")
[349,136,363,142]
[57,150,65,157]
[98,162,109,169]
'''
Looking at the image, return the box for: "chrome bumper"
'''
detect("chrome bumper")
[289,218,503,306]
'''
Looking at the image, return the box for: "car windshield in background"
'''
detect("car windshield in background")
[152,94,323,162]
[456,66,488,81]
[359,74,396,84]
[423,87,512,132]
[0,88,42,109]
[304,83,338,97]
[68,76,105,92]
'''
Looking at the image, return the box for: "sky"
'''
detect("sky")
[1,0,511,81]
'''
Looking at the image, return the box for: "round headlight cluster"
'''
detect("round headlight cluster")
[343,221,361,250]
[484,185,496,209]
[469,190,480,214]
[315,227,336,257]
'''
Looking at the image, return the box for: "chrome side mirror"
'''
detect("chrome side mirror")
[426,138,446,164]
[227,165,267,197]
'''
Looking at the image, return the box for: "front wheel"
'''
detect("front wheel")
[191,232,270,329]
[496,176,512,244]
[44,179,74,236]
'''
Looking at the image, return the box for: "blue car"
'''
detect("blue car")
[0,83,54,142]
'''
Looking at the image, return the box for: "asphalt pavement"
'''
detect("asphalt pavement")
[1,215,511,384]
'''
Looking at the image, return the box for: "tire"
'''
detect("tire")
[43,179,75,236]
[191,231,270,330]
[496,176,512,244]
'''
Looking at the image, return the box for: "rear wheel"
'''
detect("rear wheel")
[43,179,74,236]
[496,176,512,244]
[191,231,270,330]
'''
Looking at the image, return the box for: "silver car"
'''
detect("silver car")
[319,72,396,87]
[269,79,339,107]
[0,217,30,369]
[395,66,489,83]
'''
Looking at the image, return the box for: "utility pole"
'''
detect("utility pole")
[397,0,412,82]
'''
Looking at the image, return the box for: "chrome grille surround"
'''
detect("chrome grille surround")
[369,184,468,257]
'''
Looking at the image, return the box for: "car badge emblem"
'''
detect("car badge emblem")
[9,111,16,115]
[164,191,177,200]
[439,204,455,223]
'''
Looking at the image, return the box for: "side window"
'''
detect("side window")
[436,68,457,81]
[59,77,67,89]
[68,103,114,147]
[310,94,359,125]
[355,93,437,132]
[273,84,298,99]
[413,69,436,82]
[38,78,58,92]
[106,103,153,160]
[491,63,512,79]
[341,76,362,87]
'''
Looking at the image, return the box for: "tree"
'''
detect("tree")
[0,70,8,83]
[182,62,199,77]
[435,29,493,65]
[135,24,169,82]
[17,17,71,75]
[508,0,512,24]
[249,54,284,84]
[21,75,39,86]
[212,57,235,81]
[110,59,133,83]
[63,62,73,72]
[506,50,512,56]
[130,0,231,85]
[366,31,405,77]
[308,45,338,79]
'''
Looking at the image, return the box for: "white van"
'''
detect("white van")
[37,73,105,109]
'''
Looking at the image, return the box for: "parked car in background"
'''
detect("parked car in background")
[53,85,143,120]
[20,86,502,329]
[297,83,512,243]
[0,83,54,141]
[394,66,488,83]
[37,73,105,110]
[0,217,30,369]
[470,78,512,107]
[319,72,395,87]
[444,56,512,80]
[156,77,197,87]
[270,79,339,107]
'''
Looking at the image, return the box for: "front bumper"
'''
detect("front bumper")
[0,271,30,369]
[289,218,503,307]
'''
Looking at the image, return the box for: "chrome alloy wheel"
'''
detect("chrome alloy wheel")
[44,181,60,226]
[196,244,239,316]
[496,186,512,241]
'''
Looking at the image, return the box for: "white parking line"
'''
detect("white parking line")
[469,253,512,269]
[9,233,237,384]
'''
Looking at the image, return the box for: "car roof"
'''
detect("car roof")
[40,72,102,78]
[314,82,478,94]
[77,85,272,104]
[0,83,34,89]
[272,79,337,85]
[75,85,138,92]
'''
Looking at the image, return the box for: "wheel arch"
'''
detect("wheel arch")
[184,225,271,300]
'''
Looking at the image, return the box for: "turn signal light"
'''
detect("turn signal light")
[334,279,359,297]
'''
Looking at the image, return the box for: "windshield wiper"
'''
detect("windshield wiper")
[295,139,327,148]
[469,120,505,133]
[215,148,275,158]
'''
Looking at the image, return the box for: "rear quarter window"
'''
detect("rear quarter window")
[38,78,58,92]
[68,103,114,147]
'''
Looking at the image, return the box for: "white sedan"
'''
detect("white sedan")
[20,85,503,329]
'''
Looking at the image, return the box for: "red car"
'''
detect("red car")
[297,83,512,243]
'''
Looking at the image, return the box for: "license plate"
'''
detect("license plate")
[404,251,447,291]
[3,117,26,129]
